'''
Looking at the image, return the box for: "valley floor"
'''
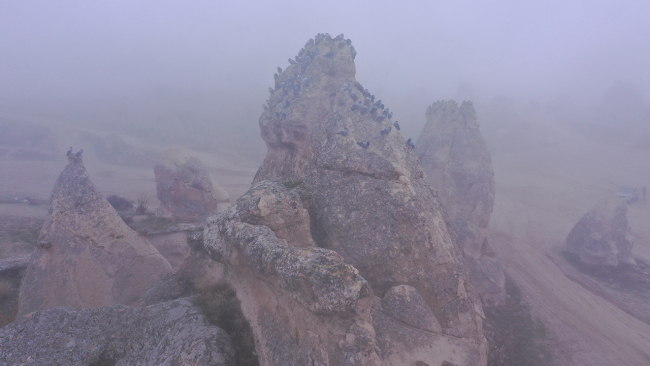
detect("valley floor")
[490,135,650,365]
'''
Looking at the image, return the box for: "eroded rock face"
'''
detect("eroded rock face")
[0,298,234,366]
[566,197,636,267]
[155,148,229,220]
[416,100,505,306]
[204,181,379,365]
[239,34,487,365]
[18,154,172,316]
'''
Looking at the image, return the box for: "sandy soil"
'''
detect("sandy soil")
[489,133,650,365]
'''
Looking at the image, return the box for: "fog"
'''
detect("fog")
[2,0,649,154]
[3,2,650,364]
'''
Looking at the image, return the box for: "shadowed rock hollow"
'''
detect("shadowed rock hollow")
[416,100,505,305]
[206,33,487,366]
[18,153,172,316]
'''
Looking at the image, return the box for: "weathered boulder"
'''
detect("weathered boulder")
[239,34,487,365]
[18,153,172,316]
[416,100,505,305]
[204,180,379,365]
[155,148,229,220]
[565,197,636,267]
[0,298,235,366]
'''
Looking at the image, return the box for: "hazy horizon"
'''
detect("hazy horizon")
[2,1,649,150]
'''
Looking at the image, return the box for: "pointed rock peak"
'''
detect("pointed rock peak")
[257,33,420,183]
[50,150,104,213]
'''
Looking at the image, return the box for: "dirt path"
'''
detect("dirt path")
[493,232,650,365]
[489,135,650,365]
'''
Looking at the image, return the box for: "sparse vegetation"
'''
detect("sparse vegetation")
[135,194,149,214]
[192,284,259,366]
[483,275,553,366]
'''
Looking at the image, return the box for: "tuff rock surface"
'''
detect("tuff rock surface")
[18,153,172,316]
[204,180,379,365]
[565,197,636,267]
[155,148,229,220]
[0,298,234,366]
[416,100,505,305]
[205,33,486,366]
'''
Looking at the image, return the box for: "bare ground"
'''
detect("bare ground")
[490,132,650,365]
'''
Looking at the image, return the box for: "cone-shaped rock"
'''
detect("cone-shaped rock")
[416,100,505,305]
[18,154,172,316]
[250,34,487,365]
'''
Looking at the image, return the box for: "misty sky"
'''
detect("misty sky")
[2,0,649,139]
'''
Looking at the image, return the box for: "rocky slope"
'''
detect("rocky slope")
[18,153,172,316]
[204,33,487,366]
[1,298,234,366]
[416,100,505,305]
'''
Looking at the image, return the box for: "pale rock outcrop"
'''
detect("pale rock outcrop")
[18,153,172,316]
[155,148,229,220]
[417,100,505,306]
[565,197,636,267]
[204,180,378,365]
[0,298,234,366]
[227,33,487,365]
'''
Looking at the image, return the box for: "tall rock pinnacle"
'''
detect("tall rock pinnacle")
[416,100,505,306]
[239,33,488,365]
[18,153,172,316]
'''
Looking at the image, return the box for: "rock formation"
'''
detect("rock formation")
[205,181,378,365]
[155,148,230,220]
[204,33,487,366]
[566,197,636,267]
[416,100,505,305]
[18,153,172,316]
[0,298,234,365]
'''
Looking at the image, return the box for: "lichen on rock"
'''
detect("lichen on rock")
[1,298,234,366]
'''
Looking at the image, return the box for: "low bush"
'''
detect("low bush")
[484,275,553,366]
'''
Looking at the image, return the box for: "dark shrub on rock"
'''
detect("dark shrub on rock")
[106,195,134,211]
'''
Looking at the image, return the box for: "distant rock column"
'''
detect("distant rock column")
[155,148,230,220]
[416,100,506,306]
[18,153,172,316]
